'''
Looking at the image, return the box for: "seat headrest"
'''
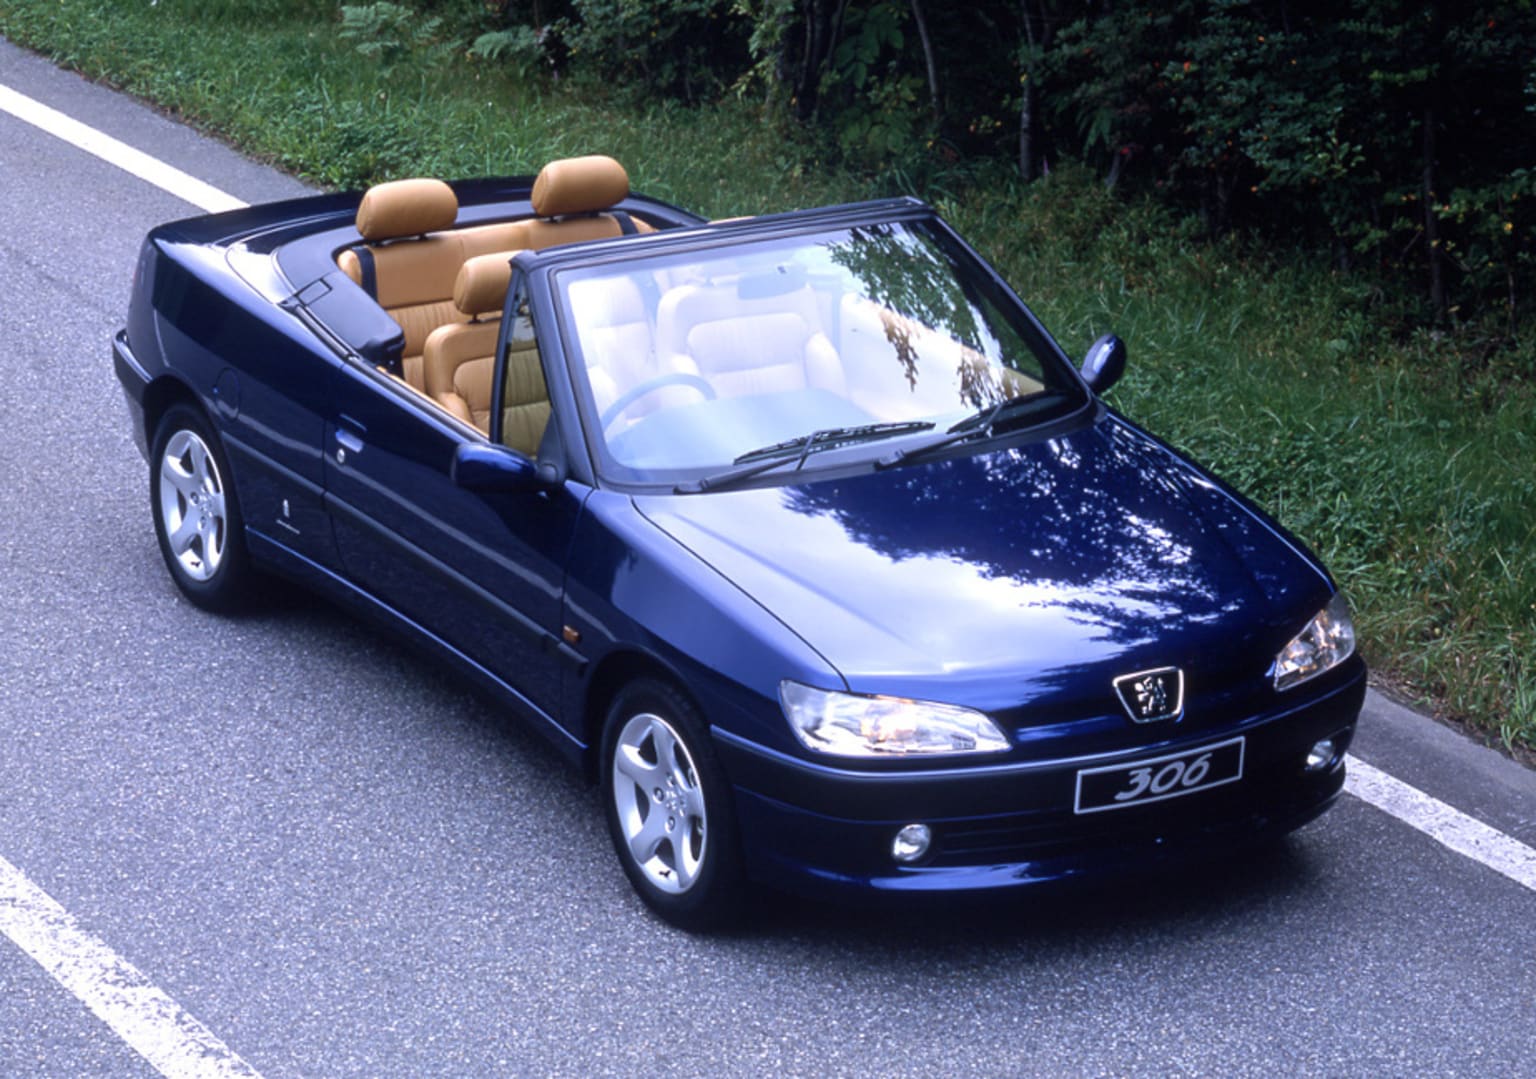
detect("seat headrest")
[531,156,630,218]
[356,178,459,242]
[454,253,514,319]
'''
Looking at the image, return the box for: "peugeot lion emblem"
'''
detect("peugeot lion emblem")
[1112,667,1185,724]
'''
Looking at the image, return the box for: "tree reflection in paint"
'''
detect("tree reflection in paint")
[780,417,1262,655]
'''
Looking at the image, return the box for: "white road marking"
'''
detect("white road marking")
[1346,754,1536,893]
[0,83,247,213]
[0,854,263,1078]
[1,78,261,1076]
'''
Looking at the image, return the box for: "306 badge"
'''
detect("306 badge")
[1073,737,1246,814]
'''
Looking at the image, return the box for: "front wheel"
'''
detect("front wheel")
[149,403,252,611]
[601,679,746,929]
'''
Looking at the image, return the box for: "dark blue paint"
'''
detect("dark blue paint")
[114,183,1364,903]
[637,412,1328,715]
[1080,333,1127,392]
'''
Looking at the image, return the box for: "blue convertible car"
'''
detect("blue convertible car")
[114,155,1365,927]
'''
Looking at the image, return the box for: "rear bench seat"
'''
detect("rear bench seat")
[337,179,522,389]
[337,156,654,394]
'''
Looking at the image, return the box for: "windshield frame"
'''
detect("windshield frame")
[531,199,1095,493]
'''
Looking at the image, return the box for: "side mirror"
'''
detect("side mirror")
[452,443,548,493]
[1080,334,1127,394]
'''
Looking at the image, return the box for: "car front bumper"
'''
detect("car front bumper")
[713,662,1366,899]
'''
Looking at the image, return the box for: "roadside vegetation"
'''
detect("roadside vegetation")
[1,0,1530,751]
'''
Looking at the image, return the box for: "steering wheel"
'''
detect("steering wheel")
[600,372,717,434]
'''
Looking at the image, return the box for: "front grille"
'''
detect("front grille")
[929,770,1323,868]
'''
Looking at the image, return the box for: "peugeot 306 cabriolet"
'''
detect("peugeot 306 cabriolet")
[113,155,1365,927]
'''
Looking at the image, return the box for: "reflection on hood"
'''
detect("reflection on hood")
[638,416,1330,712]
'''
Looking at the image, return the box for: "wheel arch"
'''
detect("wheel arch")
[143,375,205,446]
[580,648,701,783]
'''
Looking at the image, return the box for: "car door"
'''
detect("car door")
[321,347,581,729]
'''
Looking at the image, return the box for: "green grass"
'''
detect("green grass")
[3,0,1531,751]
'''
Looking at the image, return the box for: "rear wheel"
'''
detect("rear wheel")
[149,403,252,611]
[601,679,746,929]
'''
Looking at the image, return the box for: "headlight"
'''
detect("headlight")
[1273,593,1356,691]
[779,681,1009,757]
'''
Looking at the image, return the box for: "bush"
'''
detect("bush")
[555,0,749,103]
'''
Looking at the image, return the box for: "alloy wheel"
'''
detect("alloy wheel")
[610,711,708,894]
[157,428,228,582]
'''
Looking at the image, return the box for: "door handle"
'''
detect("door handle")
[335,426,364,464]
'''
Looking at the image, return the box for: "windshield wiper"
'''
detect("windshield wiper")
[676,420,934,494]
[732,421,936,465]
[874,393,1062,470]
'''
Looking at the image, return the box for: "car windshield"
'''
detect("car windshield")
[556,218,1088,486]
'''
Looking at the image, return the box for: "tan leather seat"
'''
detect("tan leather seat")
[338,160,650,390]
[499,338,553,456]
[421,254,550,453]
[655,283,845,400]
[337,178,527,389]
[421,253,506,431]
[520,155,654,248]
[337,179,461,390]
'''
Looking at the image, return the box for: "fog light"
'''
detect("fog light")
[1304,737,1338,774]
[892,823,932,863]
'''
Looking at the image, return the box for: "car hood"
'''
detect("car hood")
[634,415,1332,716]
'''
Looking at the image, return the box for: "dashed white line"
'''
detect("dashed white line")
[0,83,247,213]
[0,853,263,1079]
[1345,754,1536,893]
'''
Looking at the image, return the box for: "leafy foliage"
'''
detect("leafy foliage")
[815,3,927,162]
[468,25,548,80]
[339,2,460,67]
[405,0,1536,339]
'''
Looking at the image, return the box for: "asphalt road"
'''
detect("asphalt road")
[2,37,1535,1078]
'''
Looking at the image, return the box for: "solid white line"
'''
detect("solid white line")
[0,80,259,1076]
[0,854,264,1079]
[1345,754,1536,893]
[0,83,247,213]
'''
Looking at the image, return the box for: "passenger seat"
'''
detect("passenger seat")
[422,253,511,433]
[656,283,845,399]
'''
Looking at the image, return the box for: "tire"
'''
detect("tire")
[149,403,252,612]
[601,679,747,930]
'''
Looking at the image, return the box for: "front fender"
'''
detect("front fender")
[561,489,840,760]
